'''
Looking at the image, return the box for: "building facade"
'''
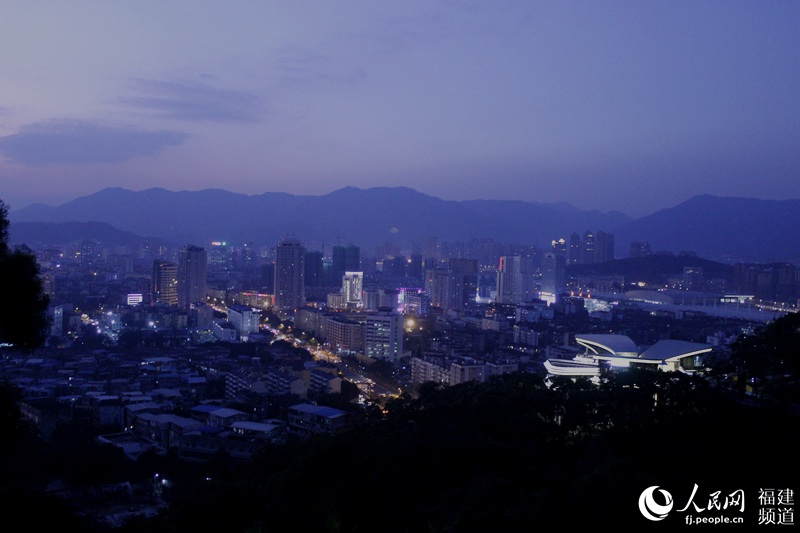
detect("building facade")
[178,245,208,310]
[274,237,306,312]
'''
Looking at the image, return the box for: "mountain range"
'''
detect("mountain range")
[8,187,800,264]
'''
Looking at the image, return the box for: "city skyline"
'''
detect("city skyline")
[1,2,798,217]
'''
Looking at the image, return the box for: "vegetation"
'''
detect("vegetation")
[0,199,50,351]
[2,368,789,532]
[728,311,800,402]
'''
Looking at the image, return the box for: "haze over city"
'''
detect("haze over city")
[2,1,798,216]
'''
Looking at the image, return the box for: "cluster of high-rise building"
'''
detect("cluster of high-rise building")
[66,227,799,375]
[151,245,208,311]
[733,262,800,302]
[553,230,615,265]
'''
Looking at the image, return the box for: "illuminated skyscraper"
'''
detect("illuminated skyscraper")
[153,260,178,306]
[496,255,533,304]
[342,271,364,305]
[274,236,306,312]
[178,245,207,310]
[540,252,566,304]
[209,241,230,273]
[364,309,404,362]
[551,238,567,257]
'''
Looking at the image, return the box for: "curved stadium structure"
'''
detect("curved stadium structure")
[544,334,713,380]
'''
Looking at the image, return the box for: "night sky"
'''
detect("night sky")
[1,1,798,217]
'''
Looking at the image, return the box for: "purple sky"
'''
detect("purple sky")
[1,1,798,217]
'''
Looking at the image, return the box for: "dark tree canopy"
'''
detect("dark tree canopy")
[730,311,800,401]
[0,199,50,352]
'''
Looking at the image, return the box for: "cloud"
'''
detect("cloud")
[275,46,366,85]
[0,120,187,165]
[120,78,262,122]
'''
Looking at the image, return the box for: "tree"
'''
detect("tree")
[0,200,50,352]
[730,312,800,401]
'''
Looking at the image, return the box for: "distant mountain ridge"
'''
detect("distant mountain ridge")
[9,221,166,250]
[10,186,630,250]
[9,188,800,264]
[613,195,800,264]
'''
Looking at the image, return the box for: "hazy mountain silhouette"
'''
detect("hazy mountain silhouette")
[10,188,799,263]
[10,186,629,250]
[613,195,800,264]
[9,221,169,250]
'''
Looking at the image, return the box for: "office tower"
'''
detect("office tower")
[496,255,533,304]
[582,231,596,265]
[595,231,615,263]
[382,256,407,278]
[426,268,451,309]
[241,242,258,273]
[630,241,652,258]
[178,245,207,310]
[407,253,423,281]
[363,309,404,362]
[209,241,229,273]
[342,271,364,305]
[274,236,305,311]
[305,250,324,287]
[153,260,178,306]
[569,233,581,265]
[261,263,275,293]
[425,236,440,263]
[332,245,360,282]
[540,252,566,304]
[448,258,478,311]
[551,238,567,257]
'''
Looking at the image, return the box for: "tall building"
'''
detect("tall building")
[274,237,306,312]
[341,271,364,305]
[426,268,451,309]
[178,245,207,310]
[153,260,178,306]
[448,258,478,311]
[569,230,614,264]
[209,241,230,273]
[629,241,652,258]
[363,310,404,362]
[407,253,423,281]
[567,233,580,265]
[332,245,360,283]
[595,231,615,263]
[582,231,596,265]
[540,252,566,304]
[551,238,567,257]
[496,255,533,304]
[304,250,324,288]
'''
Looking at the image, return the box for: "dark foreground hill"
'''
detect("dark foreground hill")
[3,371,796,532]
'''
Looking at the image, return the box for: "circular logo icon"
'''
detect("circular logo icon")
[639,485,674,521]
